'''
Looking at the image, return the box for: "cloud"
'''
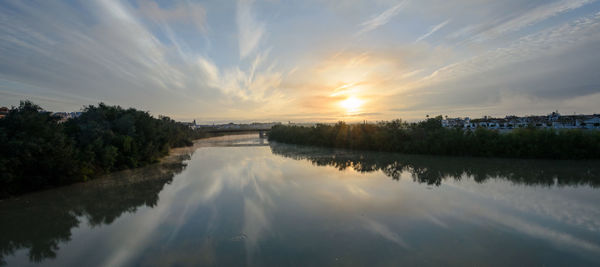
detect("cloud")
[418,12,600,87]
[237,0,266,59]
[138,0,206,31]
[220,54,284,102]
[491,0,595,36]
[1,0,599,121]
[452,0,596,42]
[0,0,288,121]
[0,0,228,118]
[388,12,600,117]
[362,218,409,248]
[415,19,450,42]
[356,1,408,35]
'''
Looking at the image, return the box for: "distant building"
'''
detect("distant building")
[194,122,282,131]
[441,112,600,131]
[51,111,82,123]
[0,107,8,119]
[183,120,200,129]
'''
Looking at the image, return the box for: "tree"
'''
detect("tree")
[0,101,80,196]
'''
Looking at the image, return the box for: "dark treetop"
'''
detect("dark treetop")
[0,101,207,197]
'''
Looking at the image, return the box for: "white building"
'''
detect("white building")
[441,112,600,131]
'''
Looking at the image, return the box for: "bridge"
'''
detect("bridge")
[200,127,272,138]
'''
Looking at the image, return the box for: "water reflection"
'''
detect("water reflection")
[0,152,191,265]
[269,142,600,187]
[1,135,600,266]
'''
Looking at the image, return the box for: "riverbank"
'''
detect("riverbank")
[268,117,600,159]
[0,135,229,202]
[0,101,211,198]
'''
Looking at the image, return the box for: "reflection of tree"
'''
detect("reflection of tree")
[0,154,190,265]
[270,142,600,187]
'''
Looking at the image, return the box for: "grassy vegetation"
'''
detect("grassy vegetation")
[0,101,209,197]
[268,116,600,159]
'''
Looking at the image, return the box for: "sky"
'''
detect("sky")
[1,0,599,123]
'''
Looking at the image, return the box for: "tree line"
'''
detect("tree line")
[268,116,600,159]
[0,101,208,197]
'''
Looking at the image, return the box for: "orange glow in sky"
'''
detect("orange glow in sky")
[340,96,364,114]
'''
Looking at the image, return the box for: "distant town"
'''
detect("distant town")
[2,107,599,132]
[442,112,600,130]
[184,120,281,131]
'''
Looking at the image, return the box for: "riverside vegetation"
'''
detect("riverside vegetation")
[0,101,208,197]
[268,116,600,159]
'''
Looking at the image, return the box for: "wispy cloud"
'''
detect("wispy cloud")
[0,0,277,119]
[419,12,600,86]
[1,0,599,121]
[356,1,408,36]
[138,0,206,31]
[391,12,600,117]
[493,0,596,36]
[452,0,596,42]
[237,0,265,59]
[362,218,409,248]
[220,52,284,102]
[415,19,450,42]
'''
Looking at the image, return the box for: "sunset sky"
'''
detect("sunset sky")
[1,0,600,122]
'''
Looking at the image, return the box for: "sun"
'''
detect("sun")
[340,96,364,114]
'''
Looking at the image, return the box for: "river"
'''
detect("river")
[1,134,600,266]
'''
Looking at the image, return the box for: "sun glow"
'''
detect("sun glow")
[340,96,364,114]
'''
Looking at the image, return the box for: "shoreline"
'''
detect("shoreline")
[0,133,261,200]
[0,137,210,201]
[268,122,600,160]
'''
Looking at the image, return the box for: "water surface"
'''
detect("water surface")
[1,134,600,266]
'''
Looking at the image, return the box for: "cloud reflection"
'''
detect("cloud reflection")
[2,135,599,265]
